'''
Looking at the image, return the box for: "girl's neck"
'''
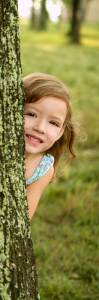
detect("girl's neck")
[25,152,43,163]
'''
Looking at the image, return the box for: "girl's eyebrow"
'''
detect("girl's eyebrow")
[26,103,38,110]
[25,105,40,112]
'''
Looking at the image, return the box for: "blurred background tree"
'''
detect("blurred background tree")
[31,0,36,28]
[62,0,91,43]
[31,0,49,30]
[39,0,49,30]
[30,0,91,43]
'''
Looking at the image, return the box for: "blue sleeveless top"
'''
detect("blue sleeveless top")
[25,153,54,185]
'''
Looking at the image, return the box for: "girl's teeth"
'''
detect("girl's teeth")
[28,135,40,142]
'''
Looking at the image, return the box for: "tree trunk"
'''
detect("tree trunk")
[31,0,48,31]
[69,0,82,43]
[0,1,39,299]
[31,0,37,29]
[38,0,48,30]
[39,0,48,30]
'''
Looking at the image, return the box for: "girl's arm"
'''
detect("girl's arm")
[26,166,54,221]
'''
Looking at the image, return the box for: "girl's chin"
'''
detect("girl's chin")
[25,144,38,153]
[25,143,44,156]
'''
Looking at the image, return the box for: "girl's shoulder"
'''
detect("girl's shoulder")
[42,153,54,170]
[26,153,54,186]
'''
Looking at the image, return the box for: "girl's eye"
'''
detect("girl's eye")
[50,121,60,127]
[25,112,37,117]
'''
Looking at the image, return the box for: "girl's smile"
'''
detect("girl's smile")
[24,96,67,156]
[25,133,44,146]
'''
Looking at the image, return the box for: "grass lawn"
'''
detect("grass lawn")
[20,20,99,300]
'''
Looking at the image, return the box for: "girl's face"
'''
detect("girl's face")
[24,96,67,156]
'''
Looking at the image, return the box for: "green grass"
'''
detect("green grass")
[20,20,99,300]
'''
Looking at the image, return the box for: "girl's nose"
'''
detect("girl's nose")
[33,118,46,134]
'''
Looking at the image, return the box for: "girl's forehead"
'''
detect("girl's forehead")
[26,96,67,111]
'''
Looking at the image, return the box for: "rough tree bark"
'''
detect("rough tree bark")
[0,1,39,299]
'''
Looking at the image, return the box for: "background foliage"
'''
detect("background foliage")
[20,20,99,300]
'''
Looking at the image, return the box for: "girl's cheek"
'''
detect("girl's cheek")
[49,130,59,140]
[25,117,33,128]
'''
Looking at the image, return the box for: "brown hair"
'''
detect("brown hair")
[23,73,75,170]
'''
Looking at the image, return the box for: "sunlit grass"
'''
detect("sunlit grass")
[83,38,99,47]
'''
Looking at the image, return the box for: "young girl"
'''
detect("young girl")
[23,73,75,221]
